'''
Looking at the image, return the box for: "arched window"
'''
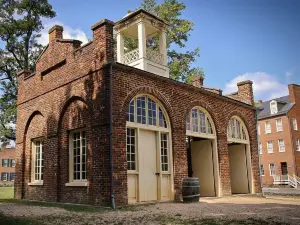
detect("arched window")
[186,107,215,137]
[227,116,249,143]
[126,95,168,128]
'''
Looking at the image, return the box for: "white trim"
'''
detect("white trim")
[28,181,44,186]
[267,141,274,153]
[296,139,300,151]
[65,182,88,187]
[292,118,298,131]
[227,116,250,144]
[265,121,271,134]
[269,163,275,176]
[278,139,285,152]
[276,119,283,132]
[31,138,44,183]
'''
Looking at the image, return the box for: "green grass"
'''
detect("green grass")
[0,187,14,199]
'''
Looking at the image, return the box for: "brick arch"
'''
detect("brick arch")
[57,95,92,130]
[120,86,175,129]
[184,100,221,133]
[23,110,45,141]
[226,109,253,140]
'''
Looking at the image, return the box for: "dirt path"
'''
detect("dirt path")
[1,196,300,224]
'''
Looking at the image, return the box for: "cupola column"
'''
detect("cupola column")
[138,21,147,59]
[159,30,167,65]
[116,32,124,63]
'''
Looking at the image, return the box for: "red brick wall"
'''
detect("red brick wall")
[0,147,15,185]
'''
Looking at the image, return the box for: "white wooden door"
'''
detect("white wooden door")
[139,129,158,201]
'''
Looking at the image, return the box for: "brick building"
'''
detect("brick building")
[257,84,300,186]
[0,146,15,185]
[15,9,261,206]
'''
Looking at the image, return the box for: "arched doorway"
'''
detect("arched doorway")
[186,107,220,197]
[227,116,253,194]
[126,94,173,203]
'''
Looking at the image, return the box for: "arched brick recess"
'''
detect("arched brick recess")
[21,111,46,200]
[56,97,93,204]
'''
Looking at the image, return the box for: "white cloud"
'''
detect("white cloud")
[38,20,89,46]
[224,72,288,101]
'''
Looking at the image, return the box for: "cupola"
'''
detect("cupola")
[114,9,169,78]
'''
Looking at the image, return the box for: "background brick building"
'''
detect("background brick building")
[0,145,15,185]
[257,84,300,186]
[15,10,261,206]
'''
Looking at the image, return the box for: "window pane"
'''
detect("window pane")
[192,109,199,132]
[186,113,191,131]
[127,100,135,122]
[159,108,167,128]
[148,98,157,125]
[126,128,136,171]
[161,133,168,172]
[199,111,206,133]
[137,97,146,124]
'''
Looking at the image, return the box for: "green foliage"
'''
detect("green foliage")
[137,0,204,82]
[0,0,55,143]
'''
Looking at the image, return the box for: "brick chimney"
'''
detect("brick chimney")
[191,76,204,88]
[237,80,254,106]
[288,84,300,104]
[48,25,63,42]
[91,19,115,63]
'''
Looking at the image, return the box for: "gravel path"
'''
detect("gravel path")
[1,196,300,224]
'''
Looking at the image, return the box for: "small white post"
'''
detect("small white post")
[159,30,167,65]
[138,21,146,59]
[116,32,124,63]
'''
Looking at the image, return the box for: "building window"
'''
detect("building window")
[10,173,15,181]
[257,123,260,135]
[276,119,283,132]
[278,139,285,152]
[126,128,136,171]
[267,141,273,153]
[2,159,8,167]
[260,165,264,176]
[269,163,276,176]
[259,142,262,154]
[70,131,87,182]
[10,159,15,168]
[161,133,169,172]
[127,95,168,128]
[32,140,44,182]
[227,117,248,141]
[187,107,215,136]
[1,172,8,181]
[292,118,298,131]
[265,121,271,134]
[296,139,300,151]
[270,100,278,114]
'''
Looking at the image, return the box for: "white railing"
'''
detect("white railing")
[123,49,139,64]
[273,174,299,188]
[122,48,163,65]
[146,48,163,64]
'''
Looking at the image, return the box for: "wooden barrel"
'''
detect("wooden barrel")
[182,177,200,203]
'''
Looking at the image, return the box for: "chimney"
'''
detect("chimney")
[191,76,204,88]
[288,84,300,104]
[48,25,63,42]
[91,19,115,64]
[237,80,254,106]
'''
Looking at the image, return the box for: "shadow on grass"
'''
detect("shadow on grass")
[0,213,42,225]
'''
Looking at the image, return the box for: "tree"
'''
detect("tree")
[134,0,205,82]
[0,0,56,143]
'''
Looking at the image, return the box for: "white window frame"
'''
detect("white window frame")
[296,139,300,151]
[259,142,262,154]
[260,165,265,176]
[28,139,44,186]
[276,119,283,132]
[66,130,88,187]
[270,100,278,114]
[126,128,137,171]
[265,121,271,134]
[278,139,285,152]
[269,163,276,176]
[10,172,15,181]
[2,159,8,167]
[267,141,273,153]
[292,118,298,131]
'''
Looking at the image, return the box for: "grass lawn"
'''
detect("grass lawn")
[0,187,14,199]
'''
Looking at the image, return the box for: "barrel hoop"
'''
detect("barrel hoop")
[182,186,200,188]
[182,194,200,197]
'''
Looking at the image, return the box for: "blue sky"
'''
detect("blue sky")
[6,0,300,101]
